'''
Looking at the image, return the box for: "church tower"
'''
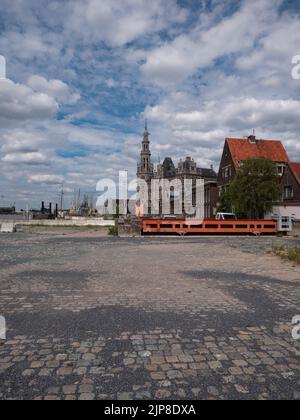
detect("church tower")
[137,121,154,183]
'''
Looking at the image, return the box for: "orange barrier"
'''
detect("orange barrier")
[142,219,278,236]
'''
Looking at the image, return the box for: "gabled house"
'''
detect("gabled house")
[218,135,289,189]
[217,135,300,220]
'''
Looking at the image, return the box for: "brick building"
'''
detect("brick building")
[217,135,300,220]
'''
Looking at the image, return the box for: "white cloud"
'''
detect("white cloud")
[28,174,64,184]
[140,0,282,87]
[0,31,61,61]
[28,75,80,104]
[0,131,42,154]
[0,79,58,123]
[148,98,300,133]
[66,0,187,46]
[0,73,80,129]
[2,151,49,165]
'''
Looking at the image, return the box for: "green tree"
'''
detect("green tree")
[218,188,233,213]
[228,158,281,219]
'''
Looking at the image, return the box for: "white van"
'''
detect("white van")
[215,213,237,221]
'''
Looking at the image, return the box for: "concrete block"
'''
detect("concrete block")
[0,223,16,233]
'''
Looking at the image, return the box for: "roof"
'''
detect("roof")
[290,162,300,184]
[162,157,176,178]
[197,168,217,178]
[226,137,289,168]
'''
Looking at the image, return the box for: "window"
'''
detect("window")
[277,164,286,176]
[284,186,293,200]
[222,165,232,179]
[205,189,210,202]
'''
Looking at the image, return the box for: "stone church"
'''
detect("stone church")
[137,123,218,217]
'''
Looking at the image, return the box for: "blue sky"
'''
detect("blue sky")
[0,0,300,208]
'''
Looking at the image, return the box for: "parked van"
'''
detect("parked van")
[216,213,237,221]
[161,215,178,220]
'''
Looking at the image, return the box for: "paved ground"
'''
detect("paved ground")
[0,231,299,400]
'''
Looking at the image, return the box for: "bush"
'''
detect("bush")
[108,226,118,236]
[273,246,300,264]
[287,248,300,264]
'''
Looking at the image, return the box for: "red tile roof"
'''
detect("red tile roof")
[226,138,289,168]
[290,162,300,184]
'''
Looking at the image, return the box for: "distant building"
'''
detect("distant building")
[218,135,300,219]
[137,124,217,218]
[0,207,15,215]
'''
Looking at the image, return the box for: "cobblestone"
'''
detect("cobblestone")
[0,234,299,400]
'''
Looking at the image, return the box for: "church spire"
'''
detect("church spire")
[143,119,149,141]
[137,122,153,182]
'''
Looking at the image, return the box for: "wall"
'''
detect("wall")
[0,214,29,221]
[266,205,300,220]
[0,218,115,227]
[118,216,141,237]
[204,182,218,219]
[217,141,236,187]
[281,164,300,202]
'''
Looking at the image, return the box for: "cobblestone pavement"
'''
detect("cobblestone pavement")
[0,233,299,400]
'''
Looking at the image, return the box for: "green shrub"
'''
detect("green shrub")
[108,226,118,236]
[287,248,300,264]
[273,246,300,264]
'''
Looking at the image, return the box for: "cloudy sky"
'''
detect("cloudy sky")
[0,0,300,209]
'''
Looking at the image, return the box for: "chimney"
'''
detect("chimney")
[41,201,45,213]
[49,203,52,215]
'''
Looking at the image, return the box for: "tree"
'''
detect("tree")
[218,188,233,213]
[228,158,281,219]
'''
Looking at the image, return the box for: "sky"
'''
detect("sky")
[0,0,300,209]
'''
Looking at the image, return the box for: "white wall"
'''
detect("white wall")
[266,205,300,221]
[0,219,115,227]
